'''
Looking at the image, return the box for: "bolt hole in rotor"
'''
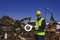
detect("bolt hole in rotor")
[26,26,30,30]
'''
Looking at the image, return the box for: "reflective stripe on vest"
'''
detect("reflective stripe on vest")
[35,31,45,36]
[35,18,45,36]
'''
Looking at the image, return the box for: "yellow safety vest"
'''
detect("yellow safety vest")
[35,18,45,36]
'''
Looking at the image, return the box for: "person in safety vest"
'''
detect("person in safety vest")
[35,10,46,40]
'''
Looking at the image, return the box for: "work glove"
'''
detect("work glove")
[35,25,39,29]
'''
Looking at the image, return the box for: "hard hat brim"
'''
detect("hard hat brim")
[36,14,41,15]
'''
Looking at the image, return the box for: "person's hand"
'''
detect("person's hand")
[35,25,39,29]
[35,25,38,28]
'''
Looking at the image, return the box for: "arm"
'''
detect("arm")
[39,19,46,31]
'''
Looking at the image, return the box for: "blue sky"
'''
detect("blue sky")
[0,0,60,21]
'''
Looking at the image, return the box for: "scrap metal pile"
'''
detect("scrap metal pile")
[45,23,60,40]
[45,16,60,40]
[0,16,35,40]
[0,15,60,40]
